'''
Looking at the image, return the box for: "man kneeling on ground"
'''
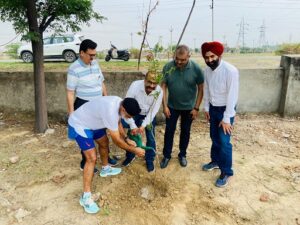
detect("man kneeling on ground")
[121,72,163,172]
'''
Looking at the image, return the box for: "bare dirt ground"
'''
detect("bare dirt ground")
[0,111,300,225]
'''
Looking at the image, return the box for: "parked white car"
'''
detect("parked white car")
[17,34,84,63]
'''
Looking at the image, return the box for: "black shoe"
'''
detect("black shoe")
[122,156,136,167]
[146,161,155,172]
[80,155,99,174]
[178,156,187,167]
[160,157,170,169]
[108,156,118,166]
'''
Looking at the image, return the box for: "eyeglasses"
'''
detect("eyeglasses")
[85,52,96,58]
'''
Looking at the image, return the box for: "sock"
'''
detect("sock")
[83,192,91,198]
[102,165,110,170]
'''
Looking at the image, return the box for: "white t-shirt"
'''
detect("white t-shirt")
[68,96,122,138]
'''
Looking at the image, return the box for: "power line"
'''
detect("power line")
[0,34,20,47]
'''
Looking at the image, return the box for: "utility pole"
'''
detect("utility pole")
[169,26,173,59]
[210,0,214,41]
[159,35,163,46]
[130,32,133,49]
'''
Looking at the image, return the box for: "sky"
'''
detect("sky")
[0,0,300,51]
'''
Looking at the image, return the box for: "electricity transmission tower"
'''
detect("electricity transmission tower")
[258,20,267,51]
[236,17,248,52]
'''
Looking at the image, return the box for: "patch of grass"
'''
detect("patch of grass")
[0,53,282,72]
[0,62,70,72]
[102,206,111,216]
[0,60,169,72]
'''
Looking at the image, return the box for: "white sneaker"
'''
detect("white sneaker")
[79,195,100,214]
[99,166,122,177]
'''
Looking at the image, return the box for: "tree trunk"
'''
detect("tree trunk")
[32,35,48,133]
[26,0,48,133]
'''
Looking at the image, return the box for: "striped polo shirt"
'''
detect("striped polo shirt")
[67,58,104,100]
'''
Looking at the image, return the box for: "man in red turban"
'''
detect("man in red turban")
[201,41,224,70]
[200,41,239,188]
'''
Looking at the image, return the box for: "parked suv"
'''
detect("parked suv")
[18,34,84,63]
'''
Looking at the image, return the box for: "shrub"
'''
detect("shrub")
[97,51,105,59]
[129,48,140,59]
[275,43,300,55]
[4,43,21,59]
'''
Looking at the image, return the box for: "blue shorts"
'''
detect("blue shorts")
[68,125,106,151]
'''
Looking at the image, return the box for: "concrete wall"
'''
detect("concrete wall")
[279,55,300,116]
[1,56,300,117]
[238,68,283,113]
[0,71,145,115]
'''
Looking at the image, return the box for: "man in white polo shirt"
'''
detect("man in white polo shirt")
[201,41,239,188]
[121,72,163,172]
[68,96,145,214]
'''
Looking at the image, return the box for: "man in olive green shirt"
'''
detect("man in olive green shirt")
[160,45,204,168]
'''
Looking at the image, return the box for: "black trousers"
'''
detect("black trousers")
[163,107,193,159]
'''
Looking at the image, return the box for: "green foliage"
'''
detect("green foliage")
[275,43,300,55]
[0,0,105,40]
[102,206,110,216]
[146,51,163,84]
[96,51,105,60]
[167,44,177,52]
[153,42,163,54]
[4,43,21,59]
[129,48,140,59]
[240,47,252,54]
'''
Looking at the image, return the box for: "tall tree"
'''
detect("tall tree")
[137,0,159,71]
[0,0,104,132]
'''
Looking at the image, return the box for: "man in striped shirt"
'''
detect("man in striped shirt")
[66,39,116,173]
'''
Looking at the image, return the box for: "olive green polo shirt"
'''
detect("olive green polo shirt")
[162,60,204,110]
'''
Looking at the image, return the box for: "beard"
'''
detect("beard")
[206,58,220,70]
[145,86,155,94]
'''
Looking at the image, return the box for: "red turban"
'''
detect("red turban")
[201,41,224,57]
